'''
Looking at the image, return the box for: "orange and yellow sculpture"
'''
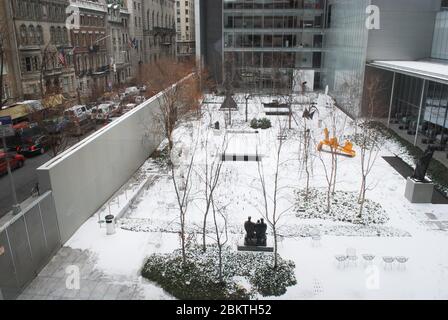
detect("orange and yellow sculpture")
[317,128,356,158]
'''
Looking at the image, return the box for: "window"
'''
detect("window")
[36,26,43,44]
[20,25,28,45]
[29,26,36,45]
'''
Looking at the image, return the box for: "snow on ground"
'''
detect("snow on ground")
[66,92,448,299]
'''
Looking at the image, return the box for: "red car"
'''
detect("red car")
[0,152,26,175]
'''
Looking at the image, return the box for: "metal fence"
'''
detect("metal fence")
[0,191,61,300]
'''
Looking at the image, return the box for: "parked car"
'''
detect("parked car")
[5,125,45,153]
[17,134,51,157]
[0,152,26,175]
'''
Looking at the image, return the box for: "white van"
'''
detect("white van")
[91,103,114,120]
[64,105,89,123]
[125,86,140,96]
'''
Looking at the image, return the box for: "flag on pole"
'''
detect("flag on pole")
[127,38,138,49]
[57,49,67,67]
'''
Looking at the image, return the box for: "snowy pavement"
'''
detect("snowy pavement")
[19,93,448,300]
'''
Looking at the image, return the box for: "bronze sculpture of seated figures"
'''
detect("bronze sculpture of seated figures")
[244,217,267,247]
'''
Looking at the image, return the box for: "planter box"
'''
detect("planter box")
[405,177,434,203]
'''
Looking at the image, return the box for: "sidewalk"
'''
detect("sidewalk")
[18,247,145,300]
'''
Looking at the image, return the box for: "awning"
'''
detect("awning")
[0,104,29,120]
[42,94,65,108]
[368,60,448,85]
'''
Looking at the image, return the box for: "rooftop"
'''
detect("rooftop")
[368,60,448,84]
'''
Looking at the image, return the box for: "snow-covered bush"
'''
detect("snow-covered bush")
[294,188,389,225]
[141,245,297,299]
[250,118,272,129]
[250,259,296,297]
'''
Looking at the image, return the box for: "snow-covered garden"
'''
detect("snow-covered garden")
[65,92,448,299]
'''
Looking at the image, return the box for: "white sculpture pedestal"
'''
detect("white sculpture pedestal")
[404,177,434,203]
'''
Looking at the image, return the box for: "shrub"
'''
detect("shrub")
[250,118,259,129]
[259,118,272,129]
[250,117,272,129]
[141,245,297,299]
[251,258,297,297]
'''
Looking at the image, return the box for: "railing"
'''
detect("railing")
[70,0,107,12]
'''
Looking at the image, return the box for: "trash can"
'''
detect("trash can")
[105,215,116,235]
[214,121,220,130]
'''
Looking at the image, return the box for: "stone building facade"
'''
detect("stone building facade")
[2,0,76,100]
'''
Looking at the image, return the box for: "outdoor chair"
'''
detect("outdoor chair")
[335,255,348,269]
[362,254,375,266]
[311,234,321,247]
[346,248,358,267]
[395,256,409,270]
[382,256,395,270]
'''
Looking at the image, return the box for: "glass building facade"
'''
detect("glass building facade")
[222,0,325,92]
[390,74,448,148]
[322,0,369,117]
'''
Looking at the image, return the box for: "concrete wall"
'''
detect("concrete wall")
[367,0,441,61]
[37,92,167,243]
[0,191,60,300]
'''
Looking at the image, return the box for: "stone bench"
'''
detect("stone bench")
[237,245,274,252]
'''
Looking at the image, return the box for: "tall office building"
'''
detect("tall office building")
[196,0,326,93]
[175,0,196,58]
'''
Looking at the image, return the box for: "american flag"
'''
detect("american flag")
[57,49,67,67]
[128,38,138,49]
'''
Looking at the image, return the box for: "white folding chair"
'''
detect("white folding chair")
[346,248,358,267]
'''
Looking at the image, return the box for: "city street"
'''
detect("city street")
[0,131,94,218]
[0,152,51,218]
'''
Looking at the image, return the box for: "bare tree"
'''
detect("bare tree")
[140,57,202,264]
[171,137,198,265]
[39,43,59,99]
[197,130,228,252]
[301,103,318,201]
[243,92,253,123]
[316,136,337,213]
[141,57,201,151]
[358,75,383,219]
[256,121,291,269]
[210,194,229,284]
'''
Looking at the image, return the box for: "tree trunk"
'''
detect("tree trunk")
[332,157,338,195]
[218,245,223,283]
[202,200,211,252]
[273,224,278,269]
[180,211,186,265]
[358,177,366,204]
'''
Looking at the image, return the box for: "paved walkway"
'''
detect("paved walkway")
[17,247,146,300]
